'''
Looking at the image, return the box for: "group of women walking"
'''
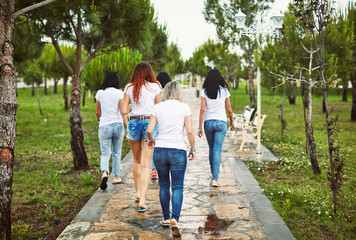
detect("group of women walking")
[95,61,233,237]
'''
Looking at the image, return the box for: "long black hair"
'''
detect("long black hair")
[202,69,229,99]
[100,71,120,90]
[156,72,171,88]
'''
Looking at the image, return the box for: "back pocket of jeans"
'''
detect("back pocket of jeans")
[128,121,139,137]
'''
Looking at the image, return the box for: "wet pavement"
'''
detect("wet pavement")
[57,88,294,240]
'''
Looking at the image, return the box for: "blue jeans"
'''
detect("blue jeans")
[98,122,124,176]
[127,118,158,141]
[153,148,187,222]
[151,156,156,170]
[204,120,227,180]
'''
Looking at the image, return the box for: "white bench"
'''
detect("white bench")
[230,106,255,139]
[235,113,267,151]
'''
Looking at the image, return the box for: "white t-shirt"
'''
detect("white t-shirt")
[201,86,230,122]
[124,81,161,116]
[153,100,192,150]
[95,87,124,126]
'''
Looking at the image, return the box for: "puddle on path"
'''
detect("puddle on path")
[198,214,234,234]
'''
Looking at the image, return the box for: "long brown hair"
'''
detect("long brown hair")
[129,61,158,104]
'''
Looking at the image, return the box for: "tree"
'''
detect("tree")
[204,0,274,110]
[18,0,155,169]
[38,44,76,109]
[162,43,184,78]
[348,3,356,121]
[294,0,345,211]
[82,48,142,94]
[0,1,57,238]
[141,21,169,73]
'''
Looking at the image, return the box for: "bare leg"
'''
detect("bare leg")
[138,140,153,208]
[129,139,142,199]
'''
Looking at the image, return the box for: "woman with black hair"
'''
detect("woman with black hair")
[197,69,234,187]
[95,71,126,190]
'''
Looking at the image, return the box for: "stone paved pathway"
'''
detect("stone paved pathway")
[57,88,294,240]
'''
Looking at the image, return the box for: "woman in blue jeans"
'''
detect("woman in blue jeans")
[147,81,196,237]
[197,69,234,187]
[95,72,126,190]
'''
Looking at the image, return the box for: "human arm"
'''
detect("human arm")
[96,100,101,121]
[146,115,157,149]
[185,115,196,160]
[197,96,206,138]
[155,91,162,104]
[225,97,234,129]
[120,93,130,128]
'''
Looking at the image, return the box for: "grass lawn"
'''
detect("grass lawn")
[230,84,355,240]
[11,86,130,239]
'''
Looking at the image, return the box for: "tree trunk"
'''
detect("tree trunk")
[63,76,68,111]
[82,88,86,106]
[70,75,88,169]
[301,92,309,155]
[36,86,43,116]
[301,82,309,108]
[307,79,321,174]
[44,78,47,95]
[0,1,18,238]
[342,83,347,102]
[288,82,297,104]
[322,96,326,113]
[351,78,356,121]
[54,79,58,94]
[70,32,88,169]
[32,82,35,96]
[248,48,256,109]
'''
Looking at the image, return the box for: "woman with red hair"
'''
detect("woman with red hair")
[122,61,162,212]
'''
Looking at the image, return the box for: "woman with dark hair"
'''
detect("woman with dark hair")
[197,69,234,187]
[156,71,171,88]
[150,71,172,180]
[96,71,126,190]
[122,61,162,212]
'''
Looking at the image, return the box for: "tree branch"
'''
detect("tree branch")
[51,38,73,75]
[15,0,57,19]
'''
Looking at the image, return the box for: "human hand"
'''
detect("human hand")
[188,150,196,160]
[197,129,203,138]
[148,139,155,149]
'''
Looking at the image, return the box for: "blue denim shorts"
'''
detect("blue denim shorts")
[127,118,158,141]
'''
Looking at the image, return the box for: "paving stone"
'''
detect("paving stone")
[247,231,264,239]
[213,204,249,220]
[201,232,251,240]
[137,231,166,239]
[83,231,134,240]
[94,222,132,230]
[99,213,123,223]
[106,204,130,212]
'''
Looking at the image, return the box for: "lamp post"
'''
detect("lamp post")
[235,9,284,162]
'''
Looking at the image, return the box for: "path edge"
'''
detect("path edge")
[56,150,133,240]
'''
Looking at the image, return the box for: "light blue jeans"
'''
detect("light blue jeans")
[204,120,227,181]
[153,147,187,222]
[98,122,125,176]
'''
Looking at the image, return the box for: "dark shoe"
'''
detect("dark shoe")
[100,176,108,190]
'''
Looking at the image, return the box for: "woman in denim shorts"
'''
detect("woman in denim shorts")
[95,72,126,190]
[121,62,162,212]
[197,69,234,187]
[147,81,196,237]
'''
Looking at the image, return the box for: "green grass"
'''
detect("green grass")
[231,86,355,240]
[11,86,130,239]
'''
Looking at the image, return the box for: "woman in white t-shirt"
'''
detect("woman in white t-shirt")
[197,69,234,187]
[95,72,126,190]
[146,81,196,237]
[121,61,162,212]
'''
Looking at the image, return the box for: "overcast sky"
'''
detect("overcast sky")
[150,0,354,60]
